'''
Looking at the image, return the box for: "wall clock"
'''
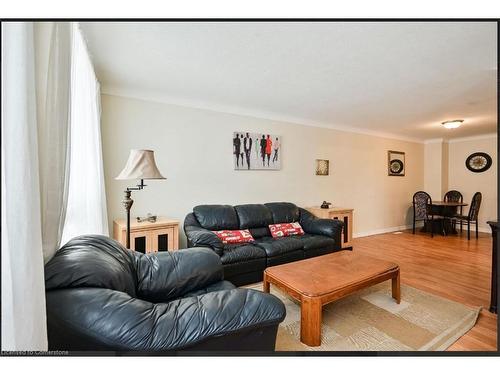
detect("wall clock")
[387,150,405,176]
[465,152,492,173]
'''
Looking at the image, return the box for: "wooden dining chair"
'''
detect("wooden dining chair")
[444,190,463,231]
[454,192,482,240]
[413,191,442,237]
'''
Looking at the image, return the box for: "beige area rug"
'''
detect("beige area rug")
[248,282,481,351]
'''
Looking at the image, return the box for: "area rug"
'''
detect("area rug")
[248,282,481,351]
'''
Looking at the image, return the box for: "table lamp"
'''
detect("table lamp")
[115,149,165,248]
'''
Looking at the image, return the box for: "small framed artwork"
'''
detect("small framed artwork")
[388,151,405,176]
[315,159,329,176]
[233,132,281,170]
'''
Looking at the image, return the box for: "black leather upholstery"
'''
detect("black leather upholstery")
[45,235,286,352]
[135,249,223,303]
[221,243,266,264]
[235,204,273,228]
[265,202,300,223]
[45,235,137,296]
[184,202,344,286]
[266,250,304,267]
[255,236,304,257]
[184,213,224,256]
[299,208,344,238]
[249,227,271,238]
[299,234,336,251]
[193,205,239,230]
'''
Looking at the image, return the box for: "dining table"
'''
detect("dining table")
[421,201,469,235]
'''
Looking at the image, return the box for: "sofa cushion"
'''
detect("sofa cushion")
[234,204,273,229]
[249,227,271,238]
[266,250,304,267]
[254,236,304,257]
[298,234,336,251]
[193,205,239,231]
[265,202,300,224]
[220,244,266,265]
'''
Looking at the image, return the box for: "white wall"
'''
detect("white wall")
[424,140,445,198]
[448,135,497,232]
[101,94,425,247]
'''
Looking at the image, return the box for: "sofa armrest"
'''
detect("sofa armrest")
[299,208,343,248]
[134,247,223,302]
[46,287,286,351]
[184,225,224,256]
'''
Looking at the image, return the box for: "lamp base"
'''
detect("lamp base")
[122,190,134,248]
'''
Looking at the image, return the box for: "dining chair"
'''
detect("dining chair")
[413,191,442,237]
[454,192,482,240]
[444,190,463,231]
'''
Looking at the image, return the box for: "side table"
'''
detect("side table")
[113,216,179,253]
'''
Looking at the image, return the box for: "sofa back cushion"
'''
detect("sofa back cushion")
[265,202,300,224]
[193,205,239,230]
[234,204,273,228]
[249,227,271,238]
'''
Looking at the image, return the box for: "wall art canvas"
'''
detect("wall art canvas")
[233,132,281,170]
[388,150,405,176]
[315,159,329,176]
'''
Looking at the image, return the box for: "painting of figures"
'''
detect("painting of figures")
[233,132,281,170]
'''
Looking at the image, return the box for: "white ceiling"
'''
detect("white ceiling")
[80,22,497,142]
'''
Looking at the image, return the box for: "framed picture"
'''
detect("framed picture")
[388,151,405,176]
[233,132,281,170]
[315,159,329,176]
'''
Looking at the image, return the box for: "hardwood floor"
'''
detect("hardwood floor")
[352,229,497,351]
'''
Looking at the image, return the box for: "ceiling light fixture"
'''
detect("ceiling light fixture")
[442,119,464,129]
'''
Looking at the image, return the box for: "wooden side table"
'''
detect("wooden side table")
[113,217,179,253]
[306,207,354,249]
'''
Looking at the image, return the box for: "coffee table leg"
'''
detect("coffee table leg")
[263,273,270,293]
[392,269,401,304]
[300,297,322,346]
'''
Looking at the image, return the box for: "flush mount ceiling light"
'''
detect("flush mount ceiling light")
[442,119,464,129]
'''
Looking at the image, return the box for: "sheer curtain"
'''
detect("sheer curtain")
[61,23,109,245]
[39,23,72,262]
[2,21,108,350]
[1,22,48,351]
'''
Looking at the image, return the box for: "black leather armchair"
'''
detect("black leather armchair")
[44,235,286,352]
[185,202,344,286]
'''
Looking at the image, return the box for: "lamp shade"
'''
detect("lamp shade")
[115,149,165,180]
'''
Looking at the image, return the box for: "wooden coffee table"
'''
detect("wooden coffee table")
[263,251,400,346]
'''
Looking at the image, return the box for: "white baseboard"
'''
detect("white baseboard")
[353,224,415,238]
[353,223,491,238]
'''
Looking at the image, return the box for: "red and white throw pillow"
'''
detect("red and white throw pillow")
[213,229,255,244]
[269,222,305,238]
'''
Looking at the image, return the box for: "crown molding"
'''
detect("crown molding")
[424,138,445,144]
[446,133,497,143]
[101,85,425,144]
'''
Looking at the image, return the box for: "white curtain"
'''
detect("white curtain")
[39,23,72,262]
[60,23,108,245]
[1,21,109,350]
[1,22,48,351]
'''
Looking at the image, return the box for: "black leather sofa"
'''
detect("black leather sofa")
[44,235,286,352]
[184,202,344,286]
